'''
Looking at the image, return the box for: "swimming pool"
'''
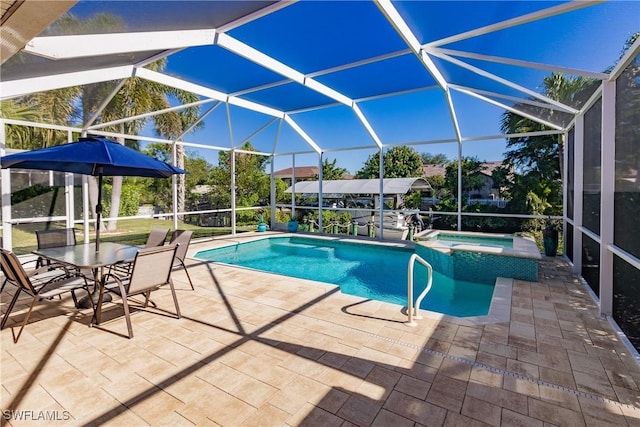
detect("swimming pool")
[195,236,495,317]
[417,230,541,282]
[427,232,513,248]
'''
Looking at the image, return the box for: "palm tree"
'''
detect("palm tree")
[42,12,202,231]
[500,73,596,216]
[5,12,202,232]
[1,100,46,148]
[1,85,80,150]
[94,58,201,230]
[146,83,202,223]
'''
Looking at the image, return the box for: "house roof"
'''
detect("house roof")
[422,161,506,178]
[274,166,353,180]
[286,177,432,195]
[274,166,318,179]
[422,164,447,177]
[480,161,505,176]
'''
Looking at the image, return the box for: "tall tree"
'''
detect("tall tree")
[96,64,201,229]
[443,157,486,200]
[141,145,212,211]
[356,146,423,179]
[315,158,348,180]
[500,73,596,215]
[214,142,271,209]
[2,85,80,150]
[45,12,202,230]
[421,153,448,165]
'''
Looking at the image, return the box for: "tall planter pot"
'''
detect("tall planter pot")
[543,229,558,256]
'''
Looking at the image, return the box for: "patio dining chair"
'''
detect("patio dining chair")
[99,244,180,339]
[145,228,170,248]
[35,228,77,269]
[109,228,170,277]
[168,229,194,290]
[0,248,93,343]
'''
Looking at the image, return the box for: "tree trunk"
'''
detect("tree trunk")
[557,135,564,189]
[87,176,105,232]
[176,143,185,221]
[106,137,125,231]
[107,175,122,231]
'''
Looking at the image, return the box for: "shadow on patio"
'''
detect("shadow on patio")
[1,242,640,426]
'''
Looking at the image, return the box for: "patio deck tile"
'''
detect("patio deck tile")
[286,402,344,427]
[384,389,448,424]
[466,381,529,415]
[443,411,494,426]
[425,374,468,412]
[1,235,639,426]
[461,394,502,426]
[528,397,587,426]
[370,408,414,427]
[501,408,544,427]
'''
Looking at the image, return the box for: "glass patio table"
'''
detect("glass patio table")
[32,242,140,321]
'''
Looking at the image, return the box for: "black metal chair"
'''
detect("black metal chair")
[0,248,93,343]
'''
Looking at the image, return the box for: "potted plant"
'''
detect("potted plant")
[287,213,299,232]
[255,209,268,232]
[543,216,560,256]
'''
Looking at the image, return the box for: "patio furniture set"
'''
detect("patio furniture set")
[0,227,193,342]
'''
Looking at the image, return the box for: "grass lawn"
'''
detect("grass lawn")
[7,218,255,255]
[5,218,557,257]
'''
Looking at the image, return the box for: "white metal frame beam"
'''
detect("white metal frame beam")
[216,33,352,106]
[24,29,217,60]
[0,66,135,99]
[88,99,217,131]
[430,51,579,114]
[376,0,448,91]
[425,1,603,48]
[178,102,222,140]
[599,80,616,315]
[432,48,610,80]
[449,84,576,113]
[135,67,284,118]
[217,0,297,33]
[352,104,383,149]
[283,114,321,153]
[452,87,565,131]
[608,36,640,81]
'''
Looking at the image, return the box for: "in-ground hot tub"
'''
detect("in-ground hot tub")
[416,230,542,282]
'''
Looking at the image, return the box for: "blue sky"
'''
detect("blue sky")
[115,0,640,175]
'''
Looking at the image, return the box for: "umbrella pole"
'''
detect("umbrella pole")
[96,173,102,252]
[79,172,112,309]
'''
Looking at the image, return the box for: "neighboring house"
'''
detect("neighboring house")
[469,161,505,201]
[274,166,319,186]
[422,161,509,207]
[274,166,353,186]
[421,164,447,180]
[420,164,447,208]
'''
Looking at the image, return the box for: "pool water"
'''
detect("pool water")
[195,236,495,317]
[430,233,513,249]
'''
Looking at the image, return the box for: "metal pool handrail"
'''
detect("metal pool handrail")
[405,253,433,327]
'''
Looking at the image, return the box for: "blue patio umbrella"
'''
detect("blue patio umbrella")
[1,136,186,251]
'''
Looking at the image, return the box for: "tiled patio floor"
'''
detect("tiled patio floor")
[2,233,640,426]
